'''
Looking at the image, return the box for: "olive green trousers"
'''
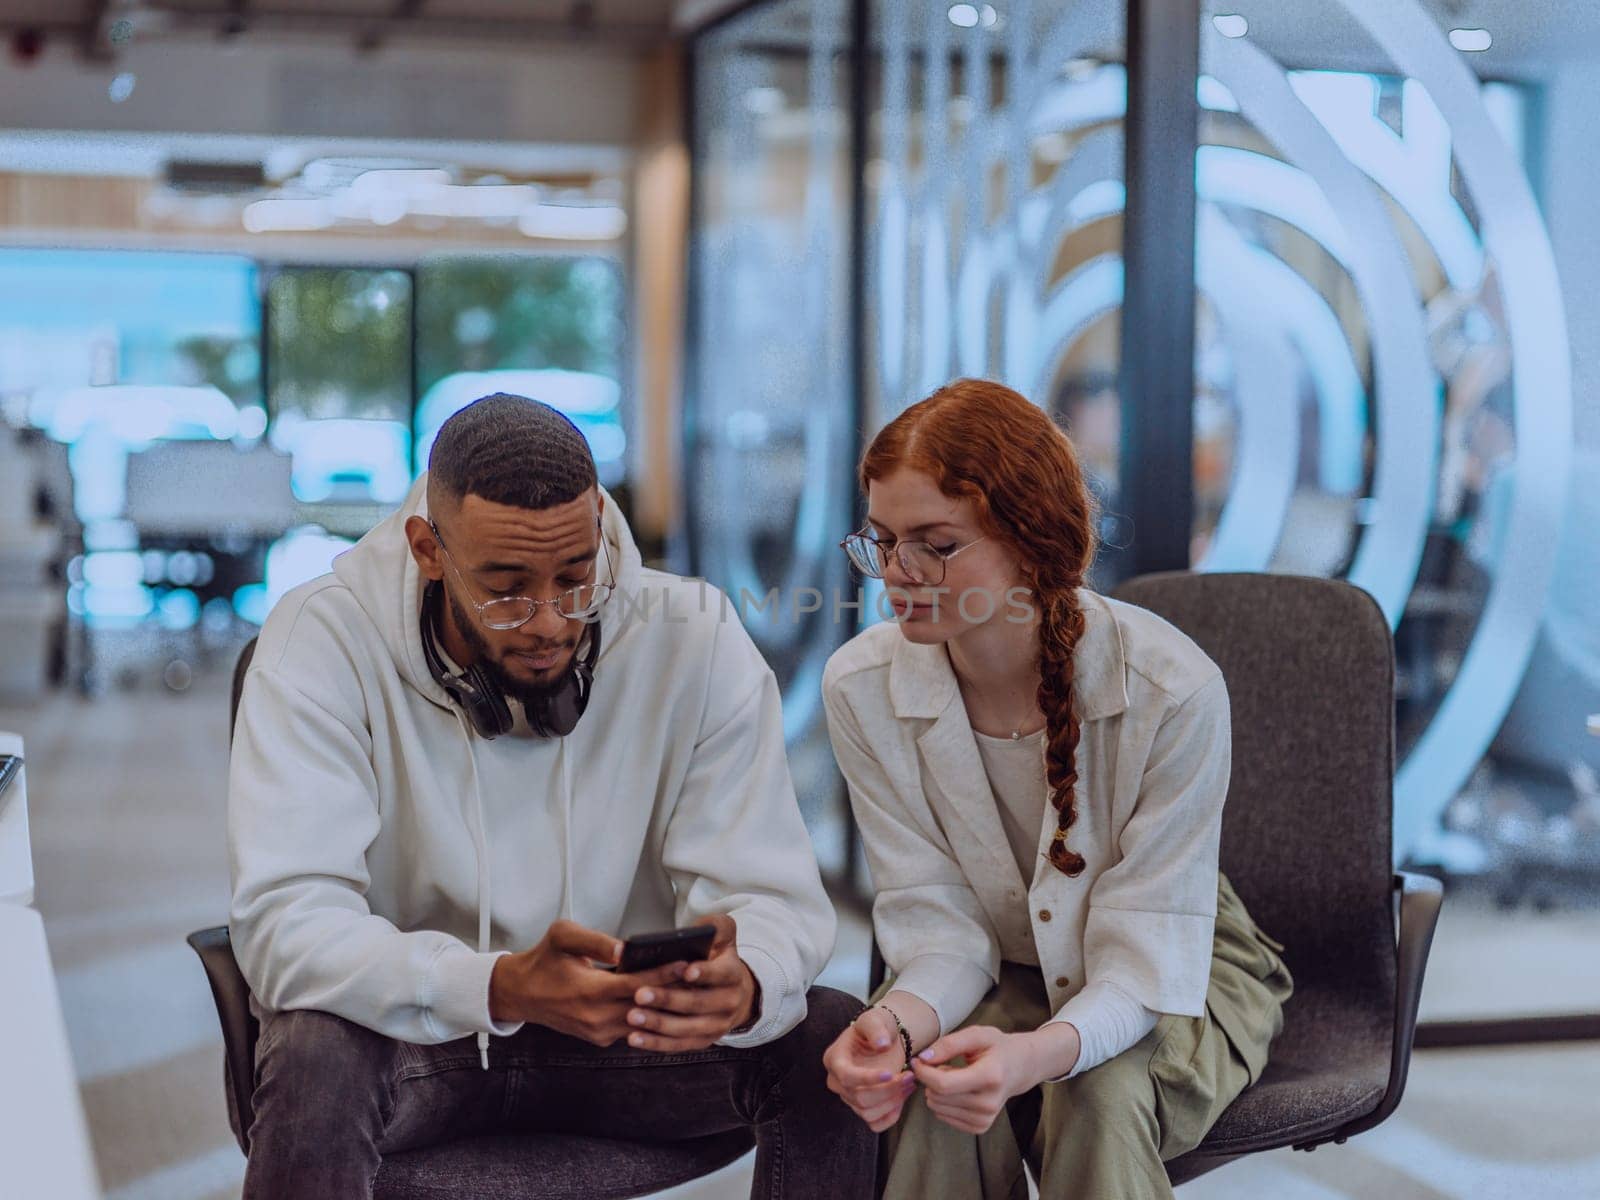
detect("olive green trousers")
[878,874,1293,1200]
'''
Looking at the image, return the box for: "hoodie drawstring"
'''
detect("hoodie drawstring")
[453,709,579,1071]
[452,708,494,1071]
[557,735,576,923]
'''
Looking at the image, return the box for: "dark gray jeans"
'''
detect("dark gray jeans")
[243,987,874,1200]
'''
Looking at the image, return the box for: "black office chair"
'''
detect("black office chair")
[867,572,1443,1184]
[187,637,753,1199]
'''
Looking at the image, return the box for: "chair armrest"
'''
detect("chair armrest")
[186,925,260,1155]
[1330,871,1443,1144]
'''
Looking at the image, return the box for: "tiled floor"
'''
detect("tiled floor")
[5,667,1598,1200]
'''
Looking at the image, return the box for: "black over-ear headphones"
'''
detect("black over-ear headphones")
[420,580,601,740]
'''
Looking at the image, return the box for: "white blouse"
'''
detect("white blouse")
[822,588,1230,1077]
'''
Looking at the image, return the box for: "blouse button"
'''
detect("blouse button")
[1038,908,1053,922]
[1055,976,1070,989]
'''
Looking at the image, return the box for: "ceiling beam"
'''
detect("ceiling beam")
[77,3,676,51]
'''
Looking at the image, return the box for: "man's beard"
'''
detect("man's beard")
[446,589,578,712]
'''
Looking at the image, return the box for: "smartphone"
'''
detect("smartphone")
[616,924,717,975]
[0,754,20,807]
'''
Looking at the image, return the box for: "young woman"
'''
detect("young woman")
[820,380,1293,1199]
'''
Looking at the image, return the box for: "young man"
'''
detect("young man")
[229,394,872,1198]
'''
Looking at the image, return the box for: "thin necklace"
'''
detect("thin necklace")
[982,689,1040,740]
[951,647,1040,739]
[1005,698,1040,740]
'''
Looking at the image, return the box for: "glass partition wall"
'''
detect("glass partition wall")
[688,0,859,881]
[1187,0,1595,1038]
[685,0,1597,1036]
[864,0,1130,578]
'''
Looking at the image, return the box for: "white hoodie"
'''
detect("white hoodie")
[228,476,835,1059]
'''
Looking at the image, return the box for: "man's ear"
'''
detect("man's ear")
[404,515,445,583]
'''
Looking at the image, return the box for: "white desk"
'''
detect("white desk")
[0,732,101,1198]
[0,904,101,1200]
[0,730,32,906]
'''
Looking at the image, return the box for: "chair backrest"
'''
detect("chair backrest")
[231,637,258,745]
[1109,572,1397,1009]
[189,636,262,1153]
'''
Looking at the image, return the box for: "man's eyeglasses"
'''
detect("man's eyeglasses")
[430,519,614,629]
[838,528,987,586]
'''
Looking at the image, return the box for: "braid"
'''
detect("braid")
[859,377,1099,880]
[1036,585,1088,876]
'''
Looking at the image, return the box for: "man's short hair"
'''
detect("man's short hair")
[429,393,598,511]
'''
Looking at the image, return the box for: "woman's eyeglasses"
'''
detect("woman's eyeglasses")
[430,520,614,629]
[838,528,987,586]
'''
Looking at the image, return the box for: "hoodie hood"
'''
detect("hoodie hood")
[332,472,647,708]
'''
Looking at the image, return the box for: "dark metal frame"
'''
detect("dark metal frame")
[675,35,704,578]
[841,0,871,895]
[1416,1012,1600,1049]
[1117,0,1200,582]
[9,2,677,50]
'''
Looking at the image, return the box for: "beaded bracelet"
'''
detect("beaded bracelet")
[862,1003,915,1071]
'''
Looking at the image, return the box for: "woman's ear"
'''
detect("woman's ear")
[994,544,1032,595]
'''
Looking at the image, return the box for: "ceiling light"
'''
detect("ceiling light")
[1212,14,1248,38]
[948,4,979,29]
[1448,28,1492,52]
[518,204,627,241]
[346,168,451,195]
[406,183,537,220]
[299,157,451,194]
[365,193,407,226]
[242,197,333,233]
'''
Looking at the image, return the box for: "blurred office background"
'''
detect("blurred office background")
[0,0,1596,1197]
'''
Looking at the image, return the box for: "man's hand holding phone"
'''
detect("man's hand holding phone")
[624,913,761,1053]
[488,919,690,1047]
